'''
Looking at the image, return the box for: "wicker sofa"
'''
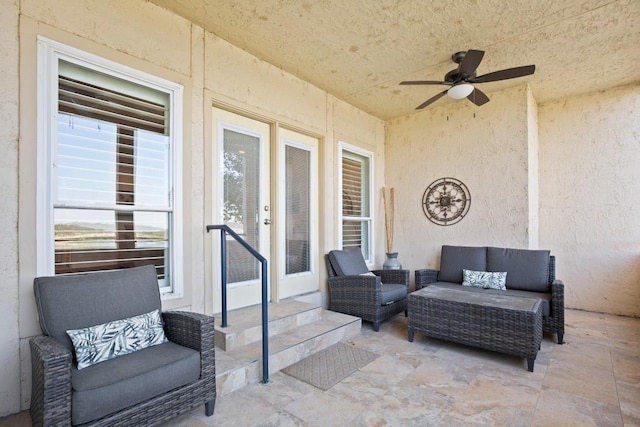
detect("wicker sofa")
[30,265,216,426]
[415,245,565,344]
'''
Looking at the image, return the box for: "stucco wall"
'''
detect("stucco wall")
[0,0,21,416]
[527,89,540,249]
[385,85,536,274]
[3,0,385,416]
[539,84,640,317]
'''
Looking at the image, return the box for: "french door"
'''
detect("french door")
[212,107,271,311]
[212,108,320,312]
[277,128,319,299]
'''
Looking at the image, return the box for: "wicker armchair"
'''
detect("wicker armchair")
[30,265,216,426]
[326,248,410,331]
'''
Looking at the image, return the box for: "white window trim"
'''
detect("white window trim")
[338,141,374,264]
[36,36,184,298]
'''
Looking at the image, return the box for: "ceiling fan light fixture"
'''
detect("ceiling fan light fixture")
[448,83,474,99]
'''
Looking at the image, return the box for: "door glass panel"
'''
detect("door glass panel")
[223,129,260,283]
[285,145,310,275]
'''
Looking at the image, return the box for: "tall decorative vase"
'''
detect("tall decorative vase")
[383,252,402,270]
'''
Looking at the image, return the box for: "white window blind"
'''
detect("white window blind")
[285,144,311,275]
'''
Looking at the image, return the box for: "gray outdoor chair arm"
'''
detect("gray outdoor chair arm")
[371,269,410,289]
[550,280,564,317]
[30,335,73,427]
[327,275,383,308]
[414,268,439,290]
[162,311,215,353]
[547,280,565,343]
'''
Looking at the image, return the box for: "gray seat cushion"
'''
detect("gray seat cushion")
[328,247,370,276]
[380,283,408,306]
[33,265,162,354]
[71,342,200,425]
[438,245,487,283]
[487,247,550,292]
[427,282,551,316]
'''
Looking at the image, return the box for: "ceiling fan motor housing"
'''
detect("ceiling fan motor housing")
[447,51,476,82]
[451,51,467,63]
[445,69,476,83]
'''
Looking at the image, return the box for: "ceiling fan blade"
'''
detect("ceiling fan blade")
[416,89,448,109]
[467,87,490,106]
[400,80,449,86]
[471,65,535,83]
[458,49,484,76]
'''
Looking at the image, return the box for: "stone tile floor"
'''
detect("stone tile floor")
[2,309,639,426]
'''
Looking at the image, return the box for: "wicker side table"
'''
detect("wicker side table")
[408,286,543,371]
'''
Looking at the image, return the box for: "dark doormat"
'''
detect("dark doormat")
[281,342,379,390]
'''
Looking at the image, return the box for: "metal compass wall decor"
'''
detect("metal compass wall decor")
[422,177,471,226]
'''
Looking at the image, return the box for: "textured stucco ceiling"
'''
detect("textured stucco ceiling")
[148,0,640,120]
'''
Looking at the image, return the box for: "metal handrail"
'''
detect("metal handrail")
[206,224,269,384]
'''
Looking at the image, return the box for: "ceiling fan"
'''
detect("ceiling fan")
[400,50,535,109]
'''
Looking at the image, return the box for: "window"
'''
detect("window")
[284,142,312,275]
[339,143,373,262]
[37,38,183,295]
[222,127,261,283]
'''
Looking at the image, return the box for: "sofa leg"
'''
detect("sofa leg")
[205,399,215,416]
[557,332,564,344]
[373,322,380,332]
[408,329,414,342]
[527,357,535,372]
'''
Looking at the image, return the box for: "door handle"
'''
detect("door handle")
[264,219,272,225]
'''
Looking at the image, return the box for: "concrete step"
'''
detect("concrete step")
[214,300,361,397]
[214,299,322,351]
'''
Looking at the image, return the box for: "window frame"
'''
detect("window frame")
[36,36,184,298]
[338,141,374,264]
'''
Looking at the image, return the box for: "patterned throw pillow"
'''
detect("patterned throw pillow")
[462,269,507,290]
[67,309,168,370]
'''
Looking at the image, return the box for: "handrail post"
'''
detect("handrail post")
[261,260,269,384]
[220,227,228,328]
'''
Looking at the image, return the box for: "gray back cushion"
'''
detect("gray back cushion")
[328,247,369,276]
[439,245,487,283]
[487,247,551,292]
[33,265,162,353]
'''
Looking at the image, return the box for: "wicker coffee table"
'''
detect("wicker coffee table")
[408,286,543,371]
